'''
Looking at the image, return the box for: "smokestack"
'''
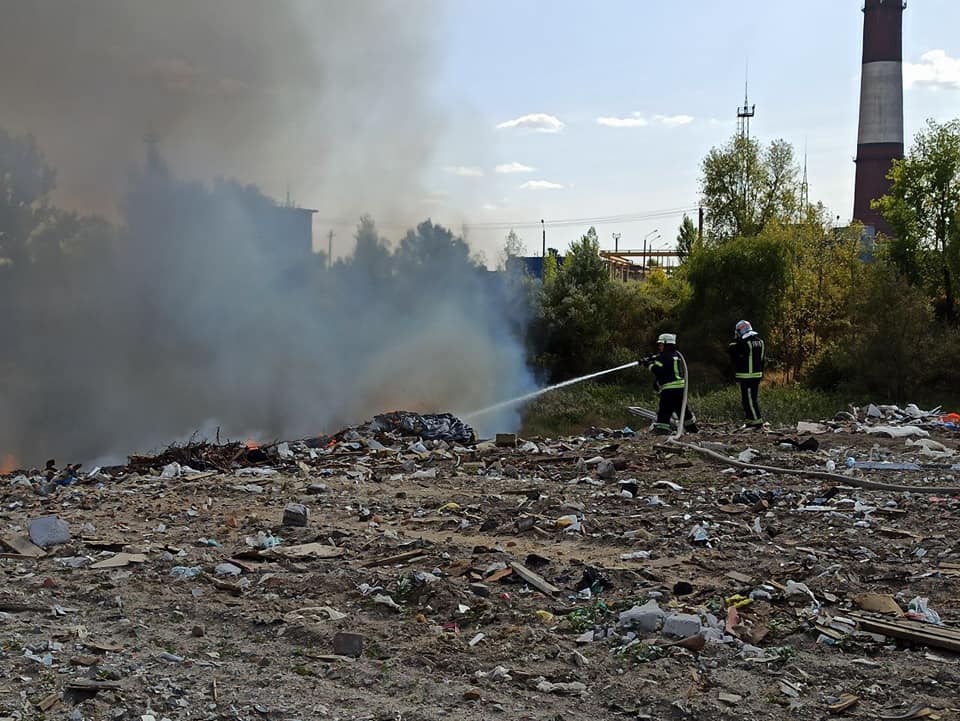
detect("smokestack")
[853,0,905,237]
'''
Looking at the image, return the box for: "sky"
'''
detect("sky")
[416,0,960,262]
[3,1,958,266]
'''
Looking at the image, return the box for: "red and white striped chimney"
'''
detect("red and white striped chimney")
[853,0,905,237]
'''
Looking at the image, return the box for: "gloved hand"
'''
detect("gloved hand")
[639,354,657,366]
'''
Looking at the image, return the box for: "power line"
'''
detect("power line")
[460,206,698,231]
[306,204,699,235]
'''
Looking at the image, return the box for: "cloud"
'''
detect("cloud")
[596,113,648,128]
[520,180,564,190]
[596,112,695,128]
[496,113,565,133]
[654,114,694,127]
[421,191,449,205]
[905,49,960,90]
[446,166,483,177]
[495,162,535,174]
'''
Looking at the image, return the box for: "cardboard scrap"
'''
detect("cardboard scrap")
[0,534,45,558]
[878,705,941,720]
[89,552,147,570]
[851,593,903,615]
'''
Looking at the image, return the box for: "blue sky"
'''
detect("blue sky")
[421,0,960,261]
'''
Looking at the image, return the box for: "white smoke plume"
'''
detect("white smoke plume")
[0,0,536,466]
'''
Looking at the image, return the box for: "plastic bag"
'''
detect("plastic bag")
[906,596,941,624]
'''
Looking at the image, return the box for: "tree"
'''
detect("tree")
[700,134,800,242]
[875,118,960,322]
[530,228,612,378]
[347,214,393,284]
[497,228,526,271]
[767,209,863,379]
[0,127,56,270]
[680,233,790,373]
[676,214,698,261]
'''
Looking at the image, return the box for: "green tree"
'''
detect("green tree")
[831,262,932,398]
[768,209,863,379]
[875,118,960,322]
[680,233,790,375]
[497,228,526,271]
[542,249,558,286]
[700,134,800,242]
[676,214,699,261]
[0,128,56,270]
[531,228,612,378]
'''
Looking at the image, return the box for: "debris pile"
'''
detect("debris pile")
[2,414,960,719]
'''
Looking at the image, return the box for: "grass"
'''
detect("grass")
[520,381,850,437]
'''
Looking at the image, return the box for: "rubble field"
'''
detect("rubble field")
[3,407,960,721]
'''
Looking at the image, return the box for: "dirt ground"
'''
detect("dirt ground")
[2,415,960,721]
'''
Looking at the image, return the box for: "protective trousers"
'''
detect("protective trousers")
[655,388,697,432]
[739,378,763,426]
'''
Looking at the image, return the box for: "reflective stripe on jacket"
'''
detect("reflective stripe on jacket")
[728,337,765,380]
[647,350,685,391]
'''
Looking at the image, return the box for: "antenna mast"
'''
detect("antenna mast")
[736,64,755,138]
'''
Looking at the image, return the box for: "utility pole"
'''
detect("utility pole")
[698,207,704,242]
[327,230,333,270]
[612,232,621,252]
[541,219,546,257]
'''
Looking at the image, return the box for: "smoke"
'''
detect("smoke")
[0,1,536,466]
[0,0,440,221]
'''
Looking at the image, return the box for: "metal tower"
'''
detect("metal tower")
[853,0,906,237]
[737,71,755,139]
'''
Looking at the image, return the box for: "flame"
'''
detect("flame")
[243,439,260,450]
[0,454,18,474]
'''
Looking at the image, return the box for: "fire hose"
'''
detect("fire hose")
[666,437,960,494]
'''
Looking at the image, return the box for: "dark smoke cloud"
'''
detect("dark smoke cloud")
[0,1,536,466]
[0,0,441,222]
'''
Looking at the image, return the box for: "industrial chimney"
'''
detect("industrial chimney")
[853,0,905,238]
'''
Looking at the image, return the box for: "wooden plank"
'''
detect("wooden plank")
[0,600,46,612]
[509,561,561,596]
[66,679,122,691]
[849,612,960,653]
[486,567,514,583]
[361,550,424,568]
[265,543,345,560]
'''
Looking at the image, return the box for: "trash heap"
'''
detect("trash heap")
[2,414,960,720]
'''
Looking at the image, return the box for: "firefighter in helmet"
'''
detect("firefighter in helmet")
[728,319,765,429]
[641,332,698,435]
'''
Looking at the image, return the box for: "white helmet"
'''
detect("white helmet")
[657,332,677,345]
[735,319,758,339]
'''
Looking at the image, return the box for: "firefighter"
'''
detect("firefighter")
[641,332,698,435]
[728,319,765,429]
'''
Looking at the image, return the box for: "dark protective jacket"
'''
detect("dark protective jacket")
[728,335,765,380]
[645,349,686,391]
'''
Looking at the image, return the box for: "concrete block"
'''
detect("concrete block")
[28,515,71,548]
[597,459,617,480]
[333,632,364,658]
[618,600,664,632]
[282,502,309,527]
[663,613,703,638]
